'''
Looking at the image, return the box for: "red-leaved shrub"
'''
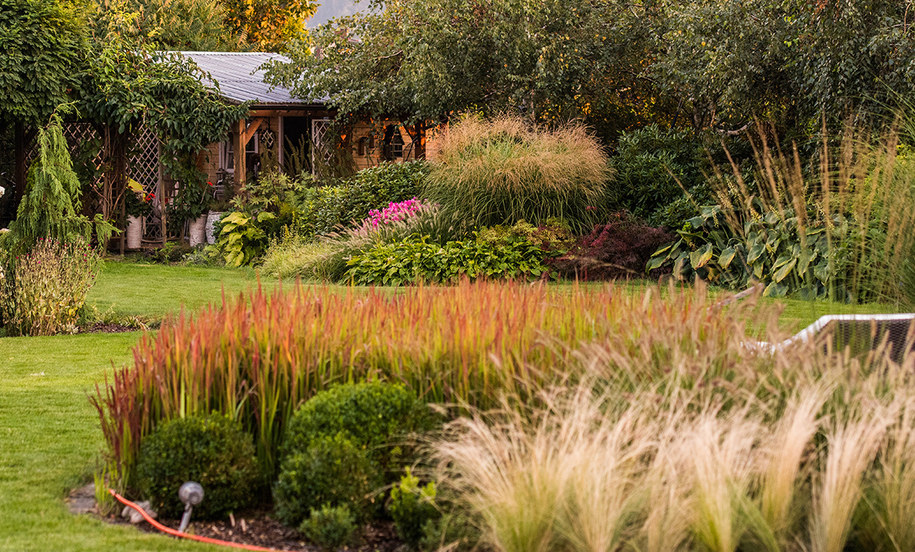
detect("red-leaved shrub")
[548,214,673,280]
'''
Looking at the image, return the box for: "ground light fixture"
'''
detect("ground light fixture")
[178,481,204,533]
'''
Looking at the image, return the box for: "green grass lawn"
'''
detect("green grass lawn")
[0,260,908,551]
[87,260,261,320]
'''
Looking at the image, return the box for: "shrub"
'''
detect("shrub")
[293,161,430,239]
[5,114,114,253]
[273,433,379,526]
[282,382,436,480]
[424,114,612,233]
[261,203,451,282]
[389,468,440,548]
[548,215,674,280]
[608,124,711,229]
[0,237,101,336]
[345,232,548,285]
[299,504,358,550]
[135,414,258,520]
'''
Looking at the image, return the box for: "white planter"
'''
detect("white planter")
[126,216,143,250]
[206,211,223,244]
[189,215,207,247]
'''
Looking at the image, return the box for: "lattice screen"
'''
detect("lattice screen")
[129,126,163,243]
[312,118,334,168]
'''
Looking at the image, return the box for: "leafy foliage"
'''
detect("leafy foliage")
[274,433,379,526]
[92,0,246,51]
[424,115,611,233]
[5,115,115,251]
[609,124,712,228]
[135,414,258,520]
[269,0,662,138]
[647,205,854,299]
[549,215,673,281]
[298,504,358,551]
[345,232,549,286]
[282,382,435,480]
[217,210,277,267]
[294,161,431,239]
[0,0,86,126]
[220,0,317,52]
[389,468,440,548]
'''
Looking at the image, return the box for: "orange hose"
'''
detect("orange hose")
[108,489,293,552]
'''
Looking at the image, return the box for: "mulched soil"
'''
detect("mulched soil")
[77,322,140,333]
[69,485,404,552]
[140,514,402,552]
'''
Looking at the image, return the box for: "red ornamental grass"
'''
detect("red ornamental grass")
[93,280,761,490]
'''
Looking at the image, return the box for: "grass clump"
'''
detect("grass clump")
[0,237,101,336]
[425,114,612,233]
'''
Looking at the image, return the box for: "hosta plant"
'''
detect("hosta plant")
[647,204,857,298]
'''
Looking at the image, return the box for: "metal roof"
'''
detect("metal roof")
[177,51,324,107]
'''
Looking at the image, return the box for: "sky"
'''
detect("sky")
[307,0,362,28]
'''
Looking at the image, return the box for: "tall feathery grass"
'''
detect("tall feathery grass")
[425,114,613,233]
[425,301,915,552]
[430,350,915,552]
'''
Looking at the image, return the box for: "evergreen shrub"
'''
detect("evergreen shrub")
[135,414,258,519]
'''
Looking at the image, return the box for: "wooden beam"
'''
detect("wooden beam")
[234,118,246,190]
[243,119,265,145]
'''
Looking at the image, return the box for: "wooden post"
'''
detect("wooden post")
[158,155,166,246]
[413,123,426,160]
[234,118,246,193]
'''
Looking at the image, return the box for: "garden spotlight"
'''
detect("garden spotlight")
[178,481,204,533]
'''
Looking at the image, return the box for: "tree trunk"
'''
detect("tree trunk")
[13,122,34,214]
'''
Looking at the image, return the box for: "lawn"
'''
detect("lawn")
[0,260,907,551]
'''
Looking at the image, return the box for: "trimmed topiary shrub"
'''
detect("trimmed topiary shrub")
[281,381,437,479]
[424,114,612,233]
[135,414,258,520]
[299,504,359,550]
[274,382,439,528]
[273,433,379,526]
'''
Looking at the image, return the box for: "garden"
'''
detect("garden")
[2,106,915,552]
[4,0,915,551]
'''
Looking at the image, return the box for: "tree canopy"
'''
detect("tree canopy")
[0,0,87,126]
[271,0,915,140]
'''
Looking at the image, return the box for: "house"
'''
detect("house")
[0,51,427,246]
[182,51,427,191]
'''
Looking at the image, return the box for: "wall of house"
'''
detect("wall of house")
[196,113,446,192]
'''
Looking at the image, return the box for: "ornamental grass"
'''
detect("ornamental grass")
[94,279,767,489]
[430,350,915,552]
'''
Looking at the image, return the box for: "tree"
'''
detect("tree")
[269,0,663,142]
[221,0,318,52]
[93,0,247,51]
[0,0,87,126]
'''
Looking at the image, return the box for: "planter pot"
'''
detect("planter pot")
[126,215,143,250]
[206,211,223,245]
[188,215,207,247]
